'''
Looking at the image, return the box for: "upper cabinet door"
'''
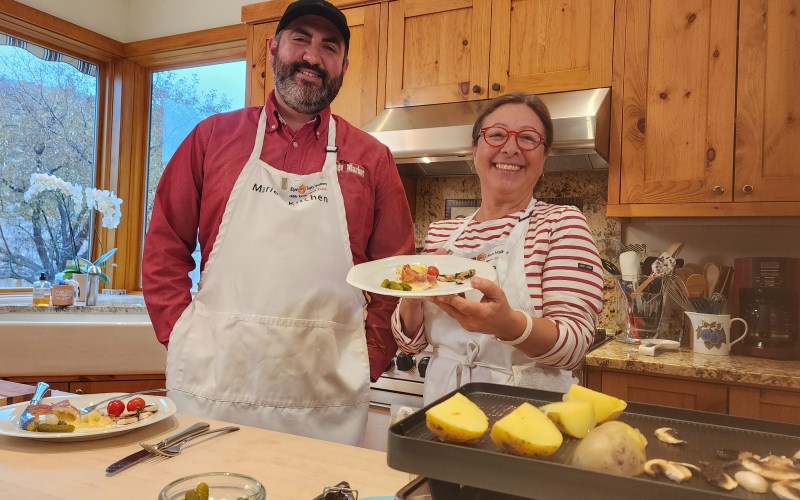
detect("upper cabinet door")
[331,5,383,126]
[488,0,613,98]
[385,0,492,107]
[618,0,738,204]
[735,0,800,202]
[247,5,382,127]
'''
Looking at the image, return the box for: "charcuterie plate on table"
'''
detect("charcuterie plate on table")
[0,393,176,442]
[347,254,497,298]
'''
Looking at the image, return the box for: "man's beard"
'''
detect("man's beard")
[272,57,344,115]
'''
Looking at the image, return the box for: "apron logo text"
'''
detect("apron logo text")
[337,161,365,178]
[252,183,279,195]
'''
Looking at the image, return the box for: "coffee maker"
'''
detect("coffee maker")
[733,257,800,360]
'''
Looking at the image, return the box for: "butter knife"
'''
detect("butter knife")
[105,422,210,475]
[17,382,50,430]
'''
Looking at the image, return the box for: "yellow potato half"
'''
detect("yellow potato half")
[425,392,488,444]
[490,403,563,458]
[540,400,596,438]
[562,384,627,423]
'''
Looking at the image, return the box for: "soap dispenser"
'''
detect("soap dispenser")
[32,272,52,307]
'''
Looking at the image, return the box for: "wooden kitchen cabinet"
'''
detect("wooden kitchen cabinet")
[6,374,165,395]
[385,0,613,107]
[587,368,800,425]
[608,0,800,217]
[588,370,728,413]
[733,0,800,203]
[728,386,800,426]
[246,3,384,127]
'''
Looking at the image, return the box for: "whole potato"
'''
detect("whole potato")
[571,421,648,477]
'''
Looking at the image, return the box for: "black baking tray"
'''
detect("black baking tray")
[387,382,800,500]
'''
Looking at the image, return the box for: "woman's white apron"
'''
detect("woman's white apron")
[422,199,577,405]
[165,109,369,445]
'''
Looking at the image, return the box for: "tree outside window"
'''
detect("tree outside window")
[146,62,246,290]
[0,37,98,287]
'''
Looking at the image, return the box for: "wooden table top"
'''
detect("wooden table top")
[0,411,411,499]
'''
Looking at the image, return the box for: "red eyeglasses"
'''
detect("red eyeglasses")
[480,126,546,151]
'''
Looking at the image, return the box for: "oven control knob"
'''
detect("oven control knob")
[395,352,416,371]
[418,356,430,378]
[383,357,395,372]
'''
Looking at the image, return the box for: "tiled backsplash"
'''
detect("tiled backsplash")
[411,170,620,247]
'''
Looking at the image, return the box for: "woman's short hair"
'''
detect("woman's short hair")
[471,92,553,153]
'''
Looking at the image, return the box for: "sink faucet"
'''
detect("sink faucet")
[85,265,100,306]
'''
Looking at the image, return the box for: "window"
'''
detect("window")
[0,34,99,288]
[145,61,246,290]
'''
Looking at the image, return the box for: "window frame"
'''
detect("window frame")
[0,2,246,293]
[117,26,247,293]
[0,2,119,293]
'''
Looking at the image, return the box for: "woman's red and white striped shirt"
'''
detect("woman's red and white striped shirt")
[391,201,604,371]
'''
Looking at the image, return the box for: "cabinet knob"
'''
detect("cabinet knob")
[742,184,754,194]
[75,388,84,394]
[472,85,482,94]
[713,185,724,195]
[492,83,501,92]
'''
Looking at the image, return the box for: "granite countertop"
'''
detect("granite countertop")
[586,338,800,391]
[0,294,147,314]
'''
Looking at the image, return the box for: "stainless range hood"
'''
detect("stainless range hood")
[363,88,611,176]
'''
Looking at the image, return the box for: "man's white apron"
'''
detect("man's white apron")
[165,110,369,445]
[422,199,577,406]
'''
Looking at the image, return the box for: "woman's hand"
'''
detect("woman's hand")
[425,276,521,340]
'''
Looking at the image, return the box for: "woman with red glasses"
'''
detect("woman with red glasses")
[392,92,604,405]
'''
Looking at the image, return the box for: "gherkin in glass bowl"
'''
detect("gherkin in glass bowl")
[159,472,265,500]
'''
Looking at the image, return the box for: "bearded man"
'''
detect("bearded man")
[142,0,415,446]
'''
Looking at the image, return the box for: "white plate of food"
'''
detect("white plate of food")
[347,254,497,298]
[0,393,176,442]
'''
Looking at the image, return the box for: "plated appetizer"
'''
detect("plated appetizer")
[23,396,159,433]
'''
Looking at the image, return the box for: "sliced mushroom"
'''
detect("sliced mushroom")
[734,470,769,493]
[699,461,738,491]
[644,459,693,483]
[772,480,800,500]
[741,455,800,481]
[654,427,686,445]
[142,405,159,413]
[137,411,154,420]
[794,450,800,460]
[116,416,138,425]
[675,461,701,473]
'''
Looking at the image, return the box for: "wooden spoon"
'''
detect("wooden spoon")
[704,263,720,299]
[686,273,707,298]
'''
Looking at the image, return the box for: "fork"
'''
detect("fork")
[78,388,166,414]
[140,426,240,457]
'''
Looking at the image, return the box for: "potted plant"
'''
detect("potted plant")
[24,173,123,292]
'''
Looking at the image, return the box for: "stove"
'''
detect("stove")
[370,348,431,409]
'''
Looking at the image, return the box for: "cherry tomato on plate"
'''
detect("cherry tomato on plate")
[126,397,146,413]
[106,399,125,417]
[427,266,440,278]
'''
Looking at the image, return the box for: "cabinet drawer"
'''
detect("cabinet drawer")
[600,371,727,413]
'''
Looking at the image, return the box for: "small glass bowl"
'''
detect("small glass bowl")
[159,472,266,500]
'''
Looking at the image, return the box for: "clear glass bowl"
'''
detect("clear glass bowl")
[159,472,265,500]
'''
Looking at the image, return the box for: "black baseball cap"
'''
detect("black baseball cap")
[277,0,350,52]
